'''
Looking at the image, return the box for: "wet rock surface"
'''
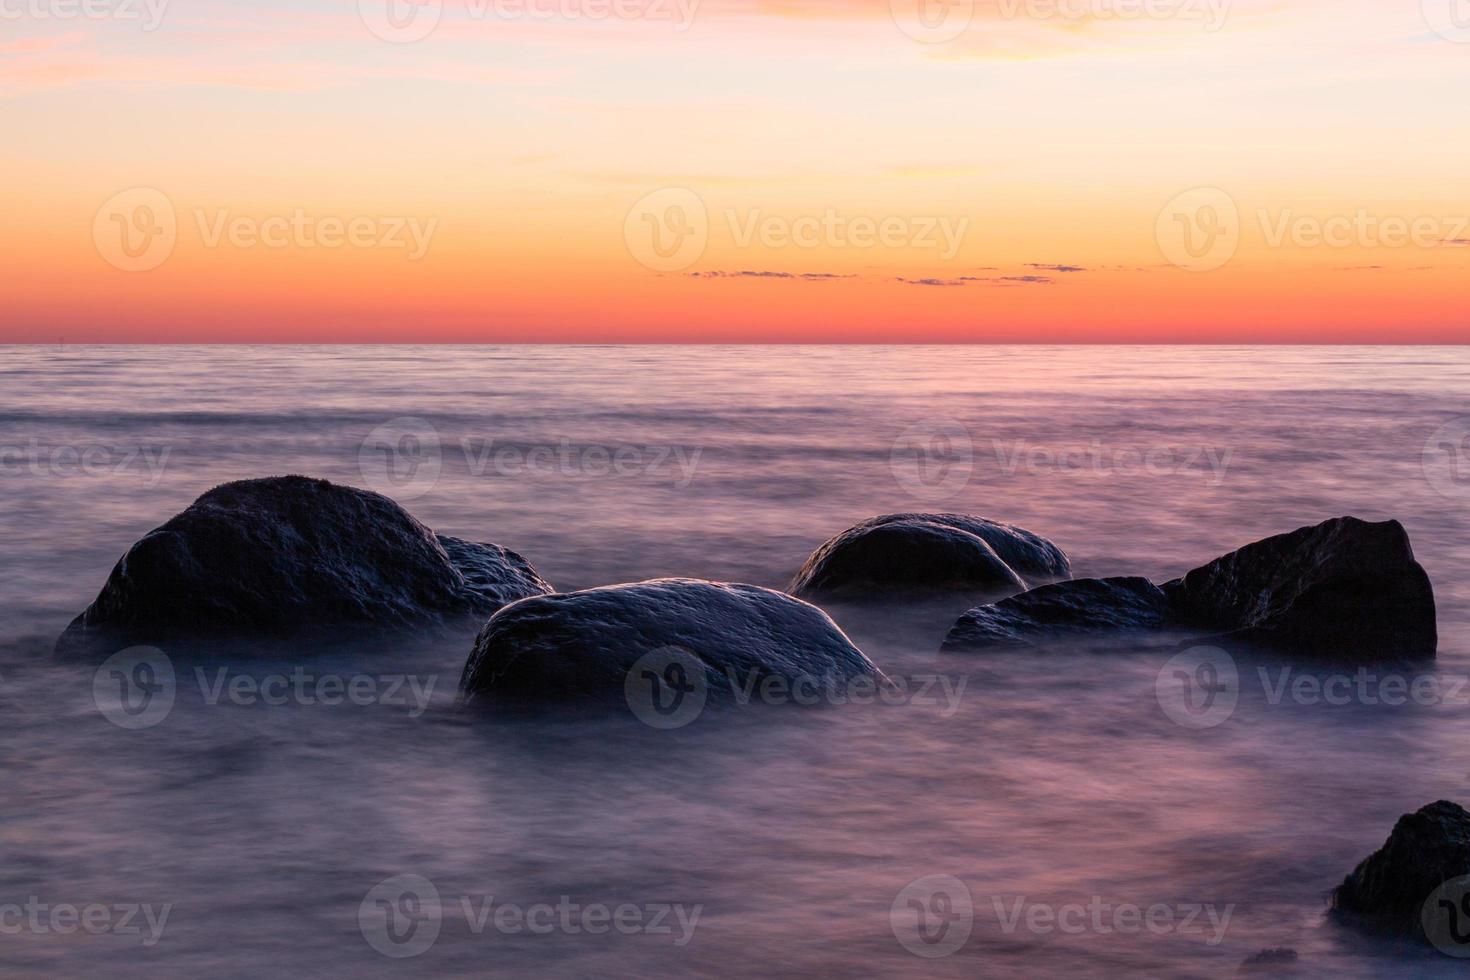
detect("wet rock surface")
[56,476,552,658]
[1332,800,1470,941]
[789,514,1070,602]
[460,578,882,704]
[942,517,1436,661]
[941,577,1172,652]
[1163,517,1436,660]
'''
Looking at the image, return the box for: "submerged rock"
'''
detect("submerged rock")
[459,578,881,704]
[941,577,1171,652]
[1164,517,1436,660]
[56,476,552,658]
[941,517,1436,659]
[1332,800,1470,941]
[789,514,1069,602]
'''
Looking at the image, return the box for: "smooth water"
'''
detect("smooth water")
[1,345,1468,978]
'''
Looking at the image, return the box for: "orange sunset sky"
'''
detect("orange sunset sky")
[2,0,1468,342]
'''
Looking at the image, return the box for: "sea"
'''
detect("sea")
[1,344,1468,978]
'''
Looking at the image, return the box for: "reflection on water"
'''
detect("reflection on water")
[1,345,1468,977]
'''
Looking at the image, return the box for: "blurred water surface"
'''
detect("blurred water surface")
[1,345,1468,977]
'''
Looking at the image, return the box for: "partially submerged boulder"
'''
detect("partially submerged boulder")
[1164,517,1436,660]
[941,517,1436,660]
[459,578,882,704]
[941,577,1171,652]
[56,476,552,658]
[789,514,1069,602]
[1332,800,1470,941]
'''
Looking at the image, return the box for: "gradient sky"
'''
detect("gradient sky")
[3,0,1467,341]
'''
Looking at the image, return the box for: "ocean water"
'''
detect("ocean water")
[1,344,1468,978]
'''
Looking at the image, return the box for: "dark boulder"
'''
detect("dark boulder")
[1164,517,1436,660]
[1332,800,1470,941]
[789,514,1069,602]
[941,577,1172,652]
[56,476,552,658]
[460,578,882,704]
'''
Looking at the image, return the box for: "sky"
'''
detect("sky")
[2,0,1468,342]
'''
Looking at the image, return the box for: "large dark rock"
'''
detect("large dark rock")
[1332,801,1470,940]
[460,578,882,704]
[1164,517,1436,660]
[789,514,1069,602]
[56,476,552,658]
[941,577,1172,652]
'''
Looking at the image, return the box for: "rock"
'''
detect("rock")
[941,577,1171,652]
[1331,800,1470,940]
[789,514,1069,601]
[56,476,552,658]
[1164,517,1436,660]
[459,578,882,704]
